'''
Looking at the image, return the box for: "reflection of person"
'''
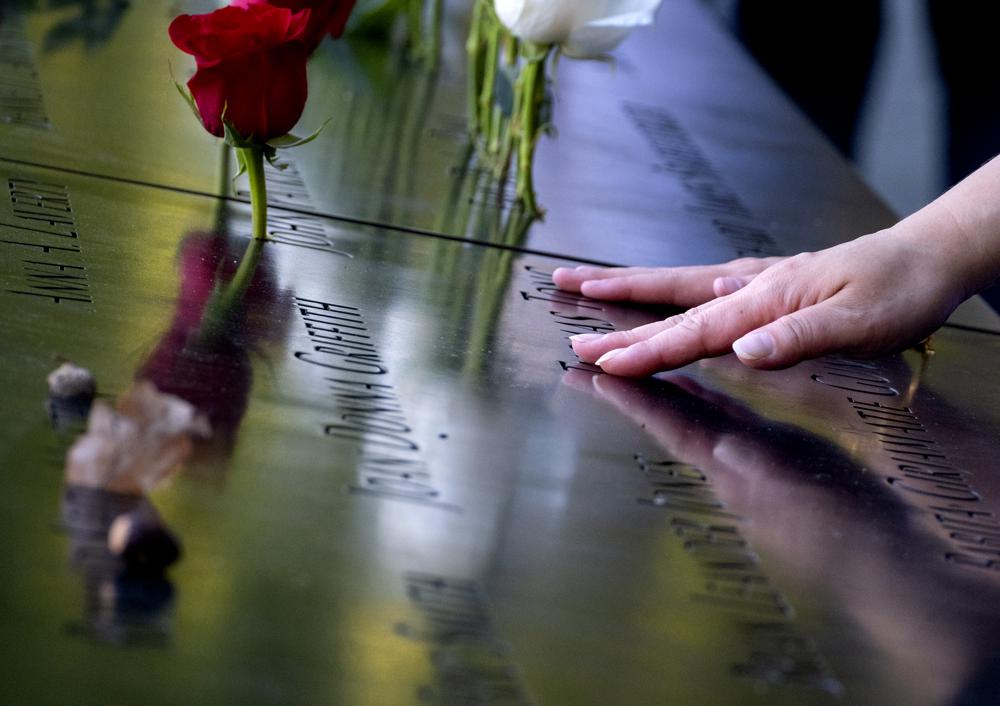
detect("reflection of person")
[554,154,1000,376]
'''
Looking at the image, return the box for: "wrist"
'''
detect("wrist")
[886,201,997,302]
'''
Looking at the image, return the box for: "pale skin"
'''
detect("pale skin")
[555,155,1000,377]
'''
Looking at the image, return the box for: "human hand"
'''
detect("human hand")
[554,229,967,376]
[553,257,784,309]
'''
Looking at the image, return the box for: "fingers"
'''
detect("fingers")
[553,258,780,308]
[572,274,856,376]
[570,316,687,362]
[552,265,662,292]
[584,296,865,377]
[579,271,720,308]
[732,302,863,369]
[592,310,752,377]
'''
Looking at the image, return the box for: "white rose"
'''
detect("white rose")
[493,0,663,57]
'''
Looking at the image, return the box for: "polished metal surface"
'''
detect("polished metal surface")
[2,162,1000,705]
[0,0,884,265]
[3,0,996,334]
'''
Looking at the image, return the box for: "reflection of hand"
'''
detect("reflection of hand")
[564,370,818,486]
[567,370,1000,702]
[561,369,904,529]
[555,230,964,375]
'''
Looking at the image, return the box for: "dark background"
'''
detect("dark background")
[706,0,1000,311]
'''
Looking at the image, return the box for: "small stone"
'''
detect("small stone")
[47,362,96,399]
[107,510,182,573]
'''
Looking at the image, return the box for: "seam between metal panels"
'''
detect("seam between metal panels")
[0,156,616,267]
[4,156,999,336]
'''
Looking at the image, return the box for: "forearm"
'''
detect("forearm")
[892,154,1000,299]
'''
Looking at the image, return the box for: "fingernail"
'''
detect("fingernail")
[715,276,744,296]
[596,348,626,367]
[733,331,774,360]
[569,333,603,343]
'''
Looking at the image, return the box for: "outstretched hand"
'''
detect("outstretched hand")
[554,230,968,376]
[556,155,1000,377]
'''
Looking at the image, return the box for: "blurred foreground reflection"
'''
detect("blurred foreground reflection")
[565,369,1000,705]
[58,229,292,644]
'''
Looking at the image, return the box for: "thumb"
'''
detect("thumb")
[732,305,848,369]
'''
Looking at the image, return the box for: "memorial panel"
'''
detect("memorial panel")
[2,165,1000,705]
[3,0,996,333]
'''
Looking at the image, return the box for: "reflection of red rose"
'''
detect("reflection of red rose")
[138,235,251,440]
[169,5,310,140]
[233,0,358,49]
[137,233,290,446]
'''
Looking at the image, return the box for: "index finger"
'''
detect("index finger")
[552,266,662,292]
[595,289,777,376]
[554,258,782,307]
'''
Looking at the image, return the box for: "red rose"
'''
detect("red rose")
[232,0,358,49]
[169,4,311,141]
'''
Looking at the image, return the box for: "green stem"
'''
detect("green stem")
[213,143,232,231]
[489,103,503,155]
[217,237,265,313]
[436,141,475,235]
[496,37,519,180]
[503,203,534,247]
[452,144,480,238]
[197,237,266,344]
[479,18,500,145]
[217,143,232,199]
[239,146,268,240]
[516,45,547,215]
[504,33,519,65]
[407,0,422,60]
[428,0,443,66]
[466,0,485,135]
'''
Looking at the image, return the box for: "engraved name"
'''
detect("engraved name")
[0,14,50,129]
[635,455,842,694]
[622,102,782,258]
[238,160,352,257]
[3,177,92,306]
[396,572,534,705]
[292,296,454,511]
[812,357,1000,572]
[520,265,613,374]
